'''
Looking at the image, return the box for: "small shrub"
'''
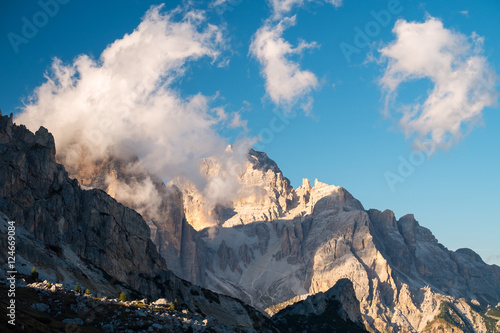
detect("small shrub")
[168,298,178,311]
[85,289,91,295]
[119,291,127,302]
[75,284,81,294]
[31,267,39,281]
[47,282,51,289]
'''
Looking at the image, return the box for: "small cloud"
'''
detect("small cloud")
[250,0,343,112]
[269,0,342,20]
[250,16,319,110]
[229,112,248,131]
[379,16,497,154]
[459,10,469,17]
[212,0,230,6]
[487,254,500,265]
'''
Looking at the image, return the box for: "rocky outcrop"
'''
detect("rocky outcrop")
[272,278,368,332]
[368,209,500,306]
[0,112,278,331]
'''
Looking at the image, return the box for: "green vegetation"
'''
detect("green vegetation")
[423,301,500,333]
[483,315,499,333]
[487,308,500,318]
[423,302,467,332]
[168,298,178,311]
[47,282,51,289]
[477,308,499,333]
[119,291,127,302]
[85,288,91,295]
[75,284,81,294]
[31,267,39,281]
[436,302,464,328]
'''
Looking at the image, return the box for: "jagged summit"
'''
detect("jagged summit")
[248,149,286,178]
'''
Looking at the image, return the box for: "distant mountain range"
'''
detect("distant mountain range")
[1,111,499,332]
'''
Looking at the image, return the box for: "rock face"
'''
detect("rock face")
[70,154,209,286]
[0,112,278,332]
[174,149,297,230]
[272,278,368,332]
[43,113,500,332]
[176,149,500,332]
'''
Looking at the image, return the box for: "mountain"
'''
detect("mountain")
[0,112,281,332]
[67,131,500,332]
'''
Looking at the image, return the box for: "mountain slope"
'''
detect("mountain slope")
[0,112,278,332]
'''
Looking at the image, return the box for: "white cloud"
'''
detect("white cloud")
[16,5,241,187]
[250,0,342,111]
[213,0,230,6]
[229,112,248,130]
[269,0,342,19]
[379,16,497,152]
[487,254,500,265]
[250,15,319,109]
[269,0,305,18]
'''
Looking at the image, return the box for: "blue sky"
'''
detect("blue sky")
[1,0,499,265]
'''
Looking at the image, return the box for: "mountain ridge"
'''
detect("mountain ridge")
[64,136,500,332]
[6,109,499,332]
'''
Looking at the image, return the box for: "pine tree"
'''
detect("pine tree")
[75,284,81,294]
[47,282,51,289]
[85,288,91,295]
[119,291,127,302]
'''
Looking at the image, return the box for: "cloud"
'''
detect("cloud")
[487,254,500,265]
[269,0,342,19]
[459,10,469,17]
[211,0,241,17]
[379,16,497,152]
[16,5,248,202]
[213,0,231,6]
[229,112,248,130]
[250,0,343,111]
[250,15,319,110]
